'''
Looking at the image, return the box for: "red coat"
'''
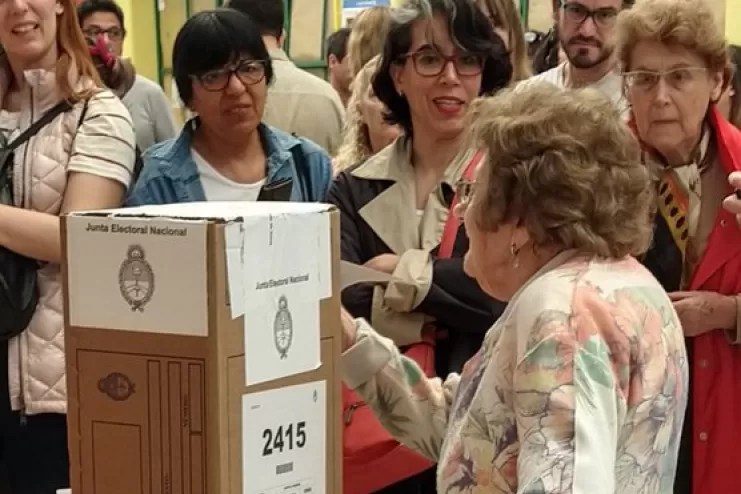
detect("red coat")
[688,107,741,493]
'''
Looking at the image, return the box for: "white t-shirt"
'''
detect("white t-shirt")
[524,63,628,119]
[192,150,265,201]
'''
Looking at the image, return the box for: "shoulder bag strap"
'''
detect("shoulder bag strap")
[8,101,72,153]
[438,151,483,259]
[0,100,73,208]
[76,97,89,130]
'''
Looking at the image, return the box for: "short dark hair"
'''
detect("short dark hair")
[172,8,274,106]
[226,0,285,39]
[77,0,125,28]
[372,0,512,135]
[326,28,351,61]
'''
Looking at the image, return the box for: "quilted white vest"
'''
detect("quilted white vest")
[0,67,131,415]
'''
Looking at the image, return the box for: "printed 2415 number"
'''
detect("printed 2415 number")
[262,421,307,456]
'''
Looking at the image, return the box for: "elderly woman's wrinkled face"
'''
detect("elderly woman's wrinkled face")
[460,159,531,302]
[360,86,401,153]
[190,56,268,138]
[391,14,483,141]
[626,41,724,163]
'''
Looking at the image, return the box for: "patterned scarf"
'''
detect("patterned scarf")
[652,126,714,285]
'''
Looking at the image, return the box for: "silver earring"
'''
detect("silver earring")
[510,242,520,269]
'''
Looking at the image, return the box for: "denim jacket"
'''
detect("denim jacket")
[126,120,332,206]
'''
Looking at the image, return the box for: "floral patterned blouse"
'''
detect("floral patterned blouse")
[342,250,689,494]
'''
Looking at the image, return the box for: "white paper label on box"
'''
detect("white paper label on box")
[242,381,326,494]
[66,216,208,336]
[315,212,332,300]
[241,213,321,385]
[225,222,246,318]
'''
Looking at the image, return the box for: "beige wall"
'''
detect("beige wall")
[289,0,337,62]
[527,0,553,31]
[726,0,741,44]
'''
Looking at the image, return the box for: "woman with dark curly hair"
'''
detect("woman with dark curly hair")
[339,83,688,493]
[327,0,511,491]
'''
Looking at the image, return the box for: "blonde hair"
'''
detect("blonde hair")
[616,0,728,73]
[467,83,654,259]
[347,7,393,77]
[480,0,531,81]
[334,57,380,171]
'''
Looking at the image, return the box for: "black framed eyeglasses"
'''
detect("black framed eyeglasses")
[83,26,125,41]
[193,60,268,92]
[561,2,619,28]
[402,50,484,78]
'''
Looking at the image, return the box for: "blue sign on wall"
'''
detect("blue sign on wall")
[343,0,389,8]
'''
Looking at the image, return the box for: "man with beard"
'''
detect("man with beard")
[525,0,633,117]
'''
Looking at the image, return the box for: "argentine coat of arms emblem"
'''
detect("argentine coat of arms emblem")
[273,295,293,359]
[119,245,155,311]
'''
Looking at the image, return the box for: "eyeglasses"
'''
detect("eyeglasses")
[623,67,708,93]
[561,2,619,28]
[402,50,484,78]
[193,60,268,92]
[83,26,125,41]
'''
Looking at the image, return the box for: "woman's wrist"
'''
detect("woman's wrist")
[719,294,739,332]
[340,307,358,352]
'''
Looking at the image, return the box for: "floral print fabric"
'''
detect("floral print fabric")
[342,251,688,494]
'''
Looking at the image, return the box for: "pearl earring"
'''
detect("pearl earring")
[510,242,520,269]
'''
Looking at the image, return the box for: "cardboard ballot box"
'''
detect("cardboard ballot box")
[61,202,342,494]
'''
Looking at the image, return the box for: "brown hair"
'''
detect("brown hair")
[55,0,103,100]
[616,0,728,74]
[479,0,531,81]
[347,7,393,78]
[467,83,654,259]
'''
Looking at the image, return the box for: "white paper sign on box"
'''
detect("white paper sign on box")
[65,215,208,336]
[242,381,326,494]
[225,222,246,318]
[241,212,322,385]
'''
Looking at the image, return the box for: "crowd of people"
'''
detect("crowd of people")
[0,0,740,493]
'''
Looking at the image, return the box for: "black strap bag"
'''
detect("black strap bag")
[0,101,73,340]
